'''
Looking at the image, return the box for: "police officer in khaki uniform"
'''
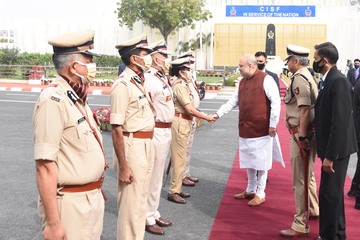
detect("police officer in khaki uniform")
[111,34,155,240]
[33,30,106,240]
[167,57,214,204]
[144,39,174,235]
[178,51,200,187]
[280,44,319,238]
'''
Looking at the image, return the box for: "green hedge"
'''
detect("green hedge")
[225,74,241,86]
[0,47,122,67]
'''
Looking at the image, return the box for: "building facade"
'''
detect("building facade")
[1,0,359,72]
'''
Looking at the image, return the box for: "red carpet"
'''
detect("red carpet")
[209,102,360,240]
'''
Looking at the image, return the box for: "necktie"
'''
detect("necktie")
[318,78,324,92]
[355,69,359,81]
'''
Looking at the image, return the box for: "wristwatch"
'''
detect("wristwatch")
[299,136,307,141]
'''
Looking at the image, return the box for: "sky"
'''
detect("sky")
[1,0,117,19]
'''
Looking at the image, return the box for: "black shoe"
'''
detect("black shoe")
[347,189,356,197]
[355,197,360,210]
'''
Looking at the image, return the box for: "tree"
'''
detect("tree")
[0,47,20,65]
[116,0,212,42]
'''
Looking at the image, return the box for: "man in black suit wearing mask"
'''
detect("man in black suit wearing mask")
[255,51,279,89]
[347,58,360,89]
[313,42,358,240]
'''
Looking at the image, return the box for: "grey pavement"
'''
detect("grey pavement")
[0,91,238,240]
[0,90,357,240]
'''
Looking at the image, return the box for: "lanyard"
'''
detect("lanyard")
[67,90,109,170]
[130,78,157,115]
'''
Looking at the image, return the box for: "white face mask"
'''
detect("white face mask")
[135,55,152,72]
[75,61,97,84]
[180,70,192,82]
[186,70,193,81]
[157,57,171,72]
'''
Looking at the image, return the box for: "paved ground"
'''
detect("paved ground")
[0,90,239,240]
[0,80,224,98]
[0,85,357,240]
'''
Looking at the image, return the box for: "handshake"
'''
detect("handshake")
[204,113,219,124]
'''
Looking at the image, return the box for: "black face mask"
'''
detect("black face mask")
[313,58,324,73]
[257,63,265,70]
[354,65,359,69]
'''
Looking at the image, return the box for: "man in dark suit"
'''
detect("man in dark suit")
[347,58,360,88]
[255,51,279,89]
[348,71,360,210]
[313,42,358,240]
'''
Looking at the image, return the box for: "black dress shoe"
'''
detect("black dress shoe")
[167,193,186,204]
[355,197,360,210]
[182,177,195,186]
[179,192,190,198]
[347,189,355,197]
[156,217,172,227]
[187,176,199,183]
[145,224,164,235]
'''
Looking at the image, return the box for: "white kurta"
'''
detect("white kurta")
[217,75,284,170]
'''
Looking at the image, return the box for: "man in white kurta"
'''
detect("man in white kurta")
[214,54,283,206]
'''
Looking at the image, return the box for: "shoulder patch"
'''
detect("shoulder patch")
[294,87,300,95]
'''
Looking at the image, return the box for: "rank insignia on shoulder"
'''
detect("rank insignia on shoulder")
[156,71,164,78]
[67,90,78,104]
[133,75,142,84]
[77,116,86,125]
[294,87,300,95]
[50,96,60,102]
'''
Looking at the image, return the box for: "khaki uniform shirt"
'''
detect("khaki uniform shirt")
[187,78,200,109]
[284,67,318,127]
[110,67,155,132]
[172,76,194,114]
[33,76,105,185]
[144,67,175,123]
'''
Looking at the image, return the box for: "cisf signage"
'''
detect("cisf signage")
[226,5,316,17]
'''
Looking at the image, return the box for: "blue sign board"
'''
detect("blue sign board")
[226,5,316,17]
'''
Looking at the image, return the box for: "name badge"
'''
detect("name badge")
[77,116,86,125]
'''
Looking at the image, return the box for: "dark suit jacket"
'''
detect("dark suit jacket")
[353,79,360,142]
[315,66,358,160]
[347,67,360,86]
[265,69,279,89]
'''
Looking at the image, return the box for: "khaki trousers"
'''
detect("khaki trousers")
[290,134,319,233]
[183,118,197,178]
[146,127,172,225]
[38,189,104,240]
[116,137,154,240]
[169,117,191,194]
